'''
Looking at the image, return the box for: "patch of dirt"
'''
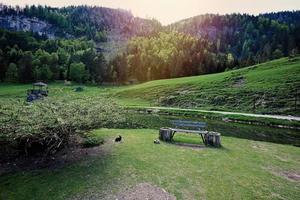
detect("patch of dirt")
[251,142,268,151]
[271,192,286,200]
[71,183,176,200]
[232,76,245,87]
[281,172,300,182]
[116,183,176,200]
[275,156,288,162]
[0,136,114,175]
[264,166,300,182]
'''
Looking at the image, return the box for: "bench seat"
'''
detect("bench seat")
[169,128,208,134]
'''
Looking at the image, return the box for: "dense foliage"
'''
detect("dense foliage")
[110,32,214,81]
[0,96,125,155]
[0,29,107,83]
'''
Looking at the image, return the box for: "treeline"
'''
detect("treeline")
[110,12,300,82]
[168,13,300,66]
[110,32,215,82]
[0,29,107,83]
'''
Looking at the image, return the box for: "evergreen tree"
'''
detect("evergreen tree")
[69,62,88,83]
[5,63,18,82]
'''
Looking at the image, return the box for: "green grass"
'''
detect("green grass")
[1,57,299,116]
[0,82,109,100]
[1,57,300,129]
[115,57,300,115]
[0,79,300,199]
[0,129,299,200]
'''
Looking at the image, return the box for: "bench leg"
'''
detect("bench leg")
[170,131,176,141]
[200,134,206,145]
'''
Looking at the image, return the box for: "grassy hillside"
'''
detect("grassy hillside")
[116,57,300,115]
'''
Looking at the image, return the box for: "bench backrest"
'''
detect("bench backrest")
[170,120,207,130]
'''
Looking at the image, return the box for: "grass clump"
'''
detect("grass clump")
[82,137,104,148]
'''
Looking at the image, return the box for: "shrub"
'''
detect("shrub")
[0,95,125,155]
[82,137,104,148]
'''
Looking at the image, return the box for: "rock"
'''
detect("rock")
[222,117,230,122]
[154,139,160,144]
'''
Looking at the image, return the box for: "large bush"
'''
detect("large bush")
[0,96,125,155]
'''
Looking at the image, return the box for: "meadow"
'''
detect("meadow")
[116,57,300,116]
[0,57,300,199]
[1,57,300,115]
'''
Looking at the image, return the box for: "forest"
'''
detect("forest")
[0,5,300,83]
[0,29,107,83]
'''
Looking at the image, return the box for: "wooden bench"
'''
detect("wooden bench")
[159,120,221,147]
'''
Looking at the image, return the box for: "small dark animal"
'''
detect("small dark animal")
[115,135,122,142]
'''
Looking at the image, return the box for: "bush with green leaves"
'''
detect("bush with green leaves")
[82,137,104,148]
[0,96,125,155]
[69,62,88,83]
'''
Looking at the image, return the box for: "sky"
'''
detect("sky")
[3,0,300,25]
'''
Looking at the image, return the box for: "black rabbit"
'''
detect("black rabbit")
[115,135,122,142]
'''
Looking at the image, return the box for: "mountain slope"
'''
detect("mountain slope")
[1,5,300,65]
[167,12,300,64]
[0,5,161,39]
[0,5,161,59]
[116,57,300,116]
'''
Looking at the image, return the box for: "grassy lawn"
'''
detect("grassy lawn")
[1,129,299,200]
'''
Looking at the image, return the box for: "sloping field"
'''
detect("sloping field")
[116,57,300,115]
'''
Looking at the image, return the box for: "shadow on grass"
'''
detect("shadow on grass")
[171,142,206,149]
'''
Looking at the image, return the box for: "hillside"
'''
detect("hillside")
[116,57,300,116]
[110,11,300,82]
[1,5,300,66]
[0,5,161,39]
[167,12,300,65]
[0,5,161,58]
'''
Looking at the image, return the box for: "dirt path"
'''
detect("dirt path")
[116,183,176,200]
[146,107,300,121]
